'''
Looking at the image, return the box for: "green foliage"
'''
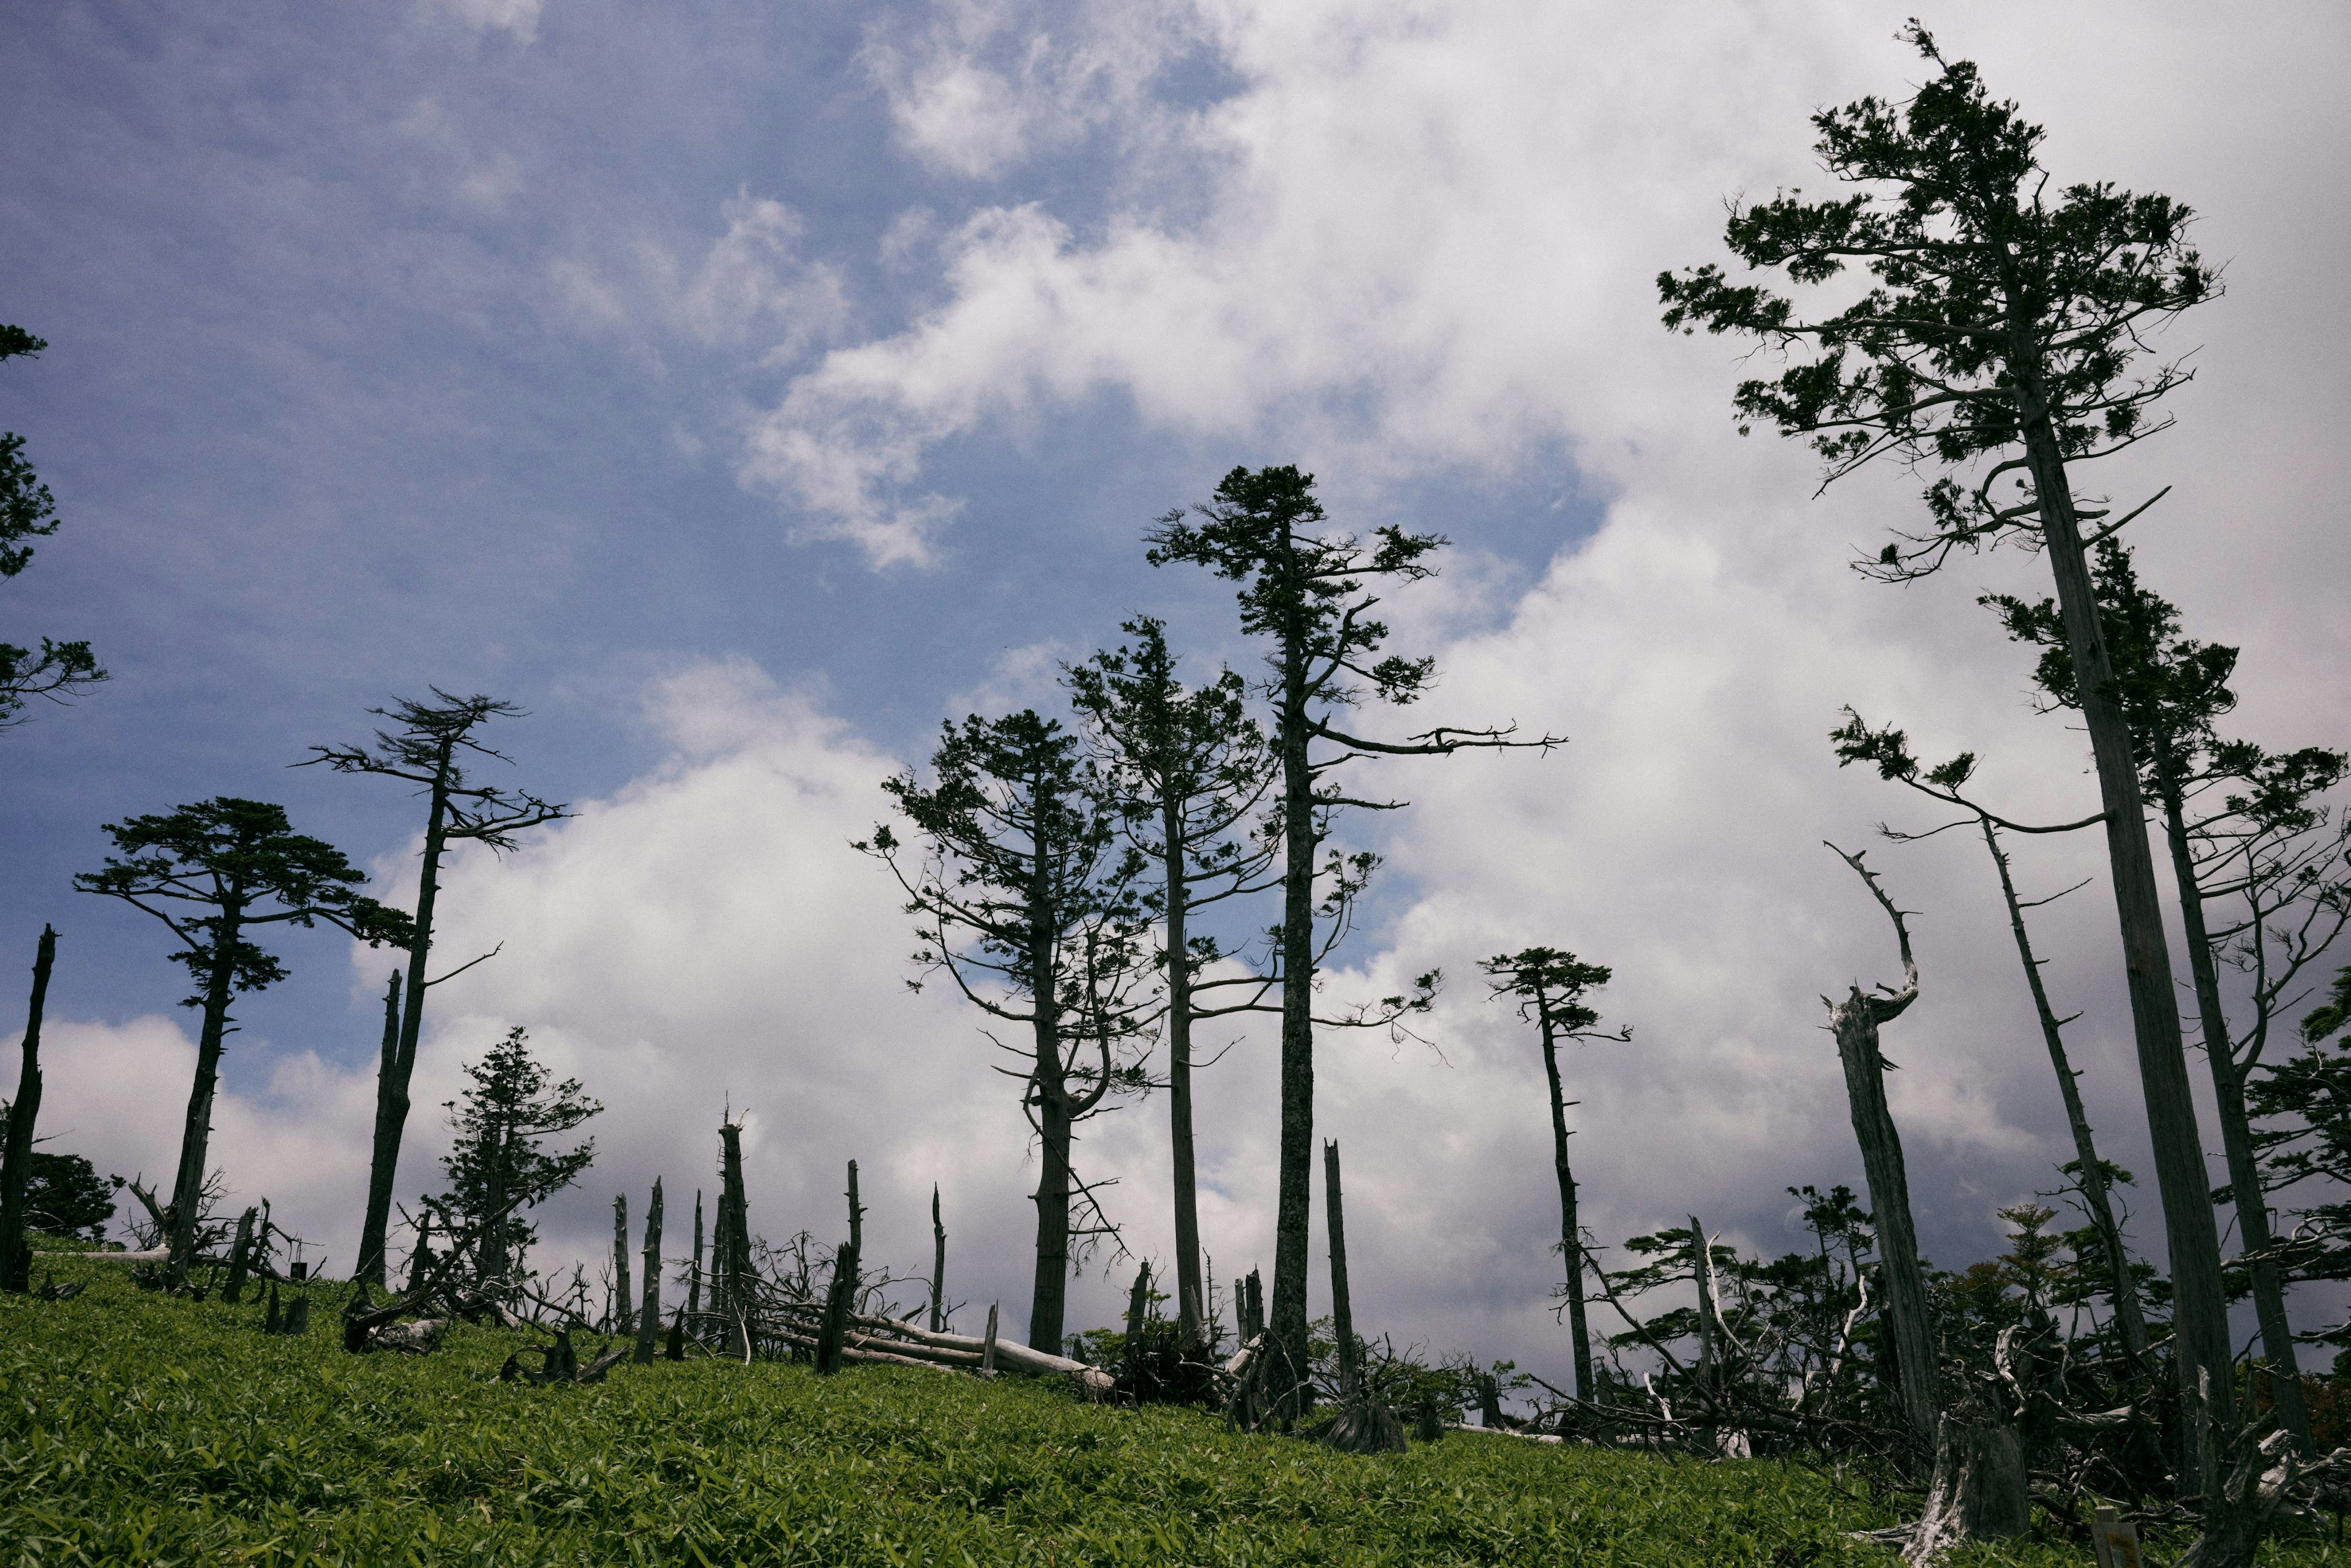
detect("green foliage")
[75,797,415,1005]
[0,1261,2055,1565]
[20,1151,118,1240]
[432,1026,601,1285]
[1658,24,2213,578]
[0,321,107,729]
[1481,948,1613,1038]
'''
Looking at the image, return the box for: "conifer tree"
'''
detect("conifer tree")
[433,1025,600,1294]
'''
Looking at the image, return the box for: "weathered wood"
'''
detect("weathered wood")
[687,1188,704,1324]
[1324,1142,1359,1400]
[632,1178,664,1365]
[816,1160,861,1376]
[981,1302,999,1377]
[222,1207,258,1303]
[612,1192,632,1337]
[1824,843,1940,1440]
[929,1184,947,1333]
[372,1318,447,1354]
[0,925,56,1293]
[715,1117,751,1331]
[1124,1261,1150,1367]
[1904,1416,2028,1564]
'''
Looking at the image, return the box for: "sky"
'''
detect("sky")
[4,0,2348,1387]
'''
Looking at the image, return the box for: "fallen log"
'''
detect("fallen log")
[42,1245,172,1266]
[833,1310,1113,1390]
[771,1329,956,1374]
[1442,1420,1564,1445]
[372,1318,448,1354]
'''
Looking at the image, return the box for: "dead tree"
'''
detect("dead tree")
[222,1206,258,1304]
[612,1192,632,1337]
[816,1161,863,1375]
[305,690,568,1286]
[1319,1139,1403,1452]
[1823,842,1938,1440]
[688,1188,704,1324]
[713,1117,752,1349]
[0,924,56,1292]
[929,1184,948,1333]
[632,1179,664,1365]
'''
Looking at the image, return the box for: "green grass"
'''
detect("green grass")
[2,1261,2345,1566]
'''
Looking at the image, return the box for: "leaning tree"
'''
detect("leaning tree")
[76,797,411,1283]
[1481,946,1625,1401]
[305,690,568,1286]
[1148,464,1556,1420]
[859,708,1153,1354]
[1992,541,2351,1446]
[1068,617,1278,1351]
[1660,24,2237,1451]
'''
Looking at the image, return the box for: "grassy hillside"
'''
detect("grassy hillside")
[0,1261,2336,1566]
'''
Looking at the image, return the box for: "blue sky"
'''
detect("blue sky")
[6,0,2347,1371]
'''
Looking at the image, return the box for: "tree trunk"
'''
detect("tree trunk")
[1905,1415,2029,1564]
[929,1183,947,1333]
[358,775,450,1288]
[2014,388,2232,1465]
[716,1119,749,1334]
[1980,820,2151,1366]
[0,925,56,1293]
[1828,992,1939,1438]
[170,910,244,1286]
[817,1160,861,1375]
[1269,547,1318,1424]
[612,1191,632,1337]
[1029,1067,1074,1354]
[1324,1141,1357,1400]
[222,1206,257,1304]
[1539,1012,1594,1398]
[633,1179,664,1365]
[689,1188,704,1324]
[2159,789,2312,1447]
[982,1301,999,1375]
[1690,1215,1722,1453]
[1161,803,1207,1351]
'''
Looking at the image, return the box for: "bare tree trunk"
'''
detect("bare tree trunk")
[222,1206,257,1304]
[1980,820,2151,1365]
[1905,1415,2029,1564]
[1824,844,1936,1439]
[633,1179,664,1365]
[1690,1216,1722,1453]
[359,781,449,1287]
[1124,1259,1151,1384]
[981,1302,999,1376]
[688,1188,704,1324]
[2015,388,2232,1465]
[2159,790,2311,1447]
[0,925,56,1293]
[716,1118,749,1330]
[170,920,244,1286]
[817,1161,863,1375]
[1324,1141,1357,1400]
[1539,1011,1593,1398]
[929,1184,947,1333]
[612,1192,632,1337]
[1161,805,1207,1351]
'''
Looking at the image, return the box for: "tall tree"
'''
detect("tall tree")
[860,709,1152,1354]
[0,324,105,732]
[306,691,568,1286]
[1068,617,1278,1351]
[0,926,58,1291]
[1990,542,2351,1446]
[1480,946,1625,1400]
[1660,25,2238,1451]
[1147,464,1554,1420]
[431,1025,599,1296]
[76,798,411,1282]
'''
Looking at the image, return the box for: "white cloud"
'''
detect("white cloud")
[427,0,544,45]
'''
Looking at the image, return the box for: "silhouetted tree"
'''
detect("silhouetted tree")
[0,324,104,730]
[0,926,57,1289]
[76,797,411,1282]
[1147,463,1555,1421]
[305,690,568,1286]
[1662,24,2237,1450]
[1068,617,1278,1350]
[860,709,1152,1354]
[430,1025,599,1296]
[1481,946,1625,1400]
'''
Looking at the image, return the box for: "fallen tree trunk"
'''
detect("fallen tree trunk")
[819,1308,1113,1390]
